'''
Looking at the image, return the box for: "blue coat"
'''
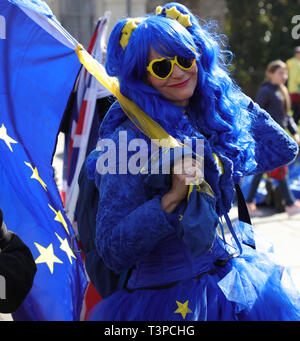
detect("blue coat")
[86,97,298,275]
[255,82,298,135]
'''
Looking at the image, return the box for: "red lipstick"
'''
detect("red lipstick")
[169,79,190,88]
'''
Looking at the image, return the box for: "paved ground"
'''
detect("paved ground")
[1,133,300,321]
[228,205,300,285]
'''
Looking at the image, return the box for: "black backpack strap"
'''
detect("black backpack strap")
[234,183,256,250]
[234,183,252,225]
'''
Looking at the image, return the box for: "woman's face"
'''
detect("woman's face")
[267,67,288,86]
[146,47,198,107]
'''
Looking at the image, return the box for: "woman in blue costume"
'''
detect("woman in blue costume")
[86,3,300,321]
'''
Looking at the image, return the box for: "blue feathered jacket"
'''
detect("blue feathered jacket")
[86,97,298,275]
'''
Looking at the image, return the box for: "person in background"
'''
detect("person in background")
[0,209,37,314]
[246,60,300,217]
[287,46,300,125]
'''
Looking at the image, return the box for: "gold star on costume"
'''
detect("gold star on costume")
[24,162,47,191]
[34,242,63,274]
[48,204,69,235]
[55,233,76,264]
[0,124,18,152]
[174,300,192,319]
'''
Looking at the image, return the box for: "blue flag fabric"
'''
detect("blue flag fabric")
[0,0,88,320]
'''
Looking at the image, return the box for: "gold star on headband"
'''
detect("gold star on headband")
[160,6,192,28]
[165,6,181,20]
[156,6,163,15]
[120,19,143,49]
[177,13,192,28]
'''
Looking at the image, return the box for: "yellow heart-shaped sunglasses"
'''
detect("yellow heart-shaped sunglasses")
[147,53,196,80]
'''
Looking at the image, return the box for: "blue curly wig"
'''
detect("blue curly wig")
[105,2,257,182]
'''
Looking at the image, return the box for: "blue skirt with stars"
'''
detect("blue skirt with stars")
[88,222,300,321]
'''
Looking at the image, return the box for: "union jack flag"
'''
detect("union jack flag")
[61,13,112,225]
[59,13,112,320]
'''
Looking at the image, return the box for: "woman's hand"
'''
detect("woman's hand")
[161,158,203,213]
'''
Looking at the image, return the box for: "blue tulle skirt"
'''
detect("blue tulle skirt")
[88,222,300,321]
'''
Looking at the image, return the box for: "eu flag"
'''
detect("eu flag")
[0,0,88,320]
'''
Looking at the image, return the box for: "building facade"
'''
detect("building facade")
[45,0,226,47]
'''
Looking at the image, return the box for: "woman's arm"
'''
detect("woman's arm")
[246,98,299,174]
[287,115,300,146]
[95,171,178,273]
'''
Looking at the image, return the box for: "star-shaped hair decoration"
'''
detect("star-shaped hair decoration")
[0,124,18,152]
[34,242,63,274]
[24,161,47,191]
[174,300,193,319]
[156,6,163,15]
[48,204,69,235]
[165,6,181,20]
[177,13,192,28]
[164,6,192,28]
[120,19,142,49]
